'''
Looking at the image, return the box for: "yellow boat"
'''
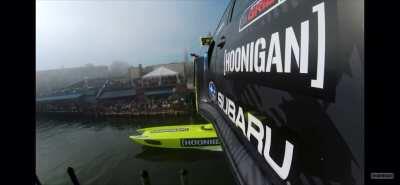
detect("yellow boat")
[129,123,222,151]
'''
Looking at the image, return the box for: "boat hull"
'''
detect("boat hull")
[129,124,222,151]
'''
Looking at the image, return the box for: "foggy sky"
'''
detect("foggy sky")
[36,0,229,71]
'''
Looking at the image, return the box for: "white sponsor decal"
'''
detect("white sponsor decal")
[370,172,395,180]
[217,91,294,180]
[181,138,220,146]
[224,2,326,89]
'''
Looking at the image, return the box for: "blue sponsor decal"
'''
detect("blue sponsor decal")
[208,81,217,100]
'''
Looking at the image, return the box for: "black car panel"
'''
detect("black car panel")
[194,0,364,185]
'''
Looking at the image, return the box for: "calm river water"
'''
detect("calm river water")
[36,115,236,185]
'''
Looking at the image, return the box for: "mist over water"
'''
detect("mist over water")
[36,117,235,185]
[36,0,230,71]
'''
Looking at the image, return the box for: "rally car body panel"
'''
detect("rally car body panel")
[194,0,364,185]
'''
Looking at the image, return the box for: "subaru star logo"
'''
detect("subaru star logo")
[208,81,217,101]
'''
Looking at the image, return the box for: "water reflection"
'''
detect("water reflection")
[135,147,223,163]
[36,115,235,185]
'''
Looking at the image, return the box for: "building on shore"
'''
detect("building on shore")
[36,64,109,97]
[36,65,195,116]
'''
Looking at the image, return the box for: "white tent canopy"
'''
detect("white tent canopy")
[142,66,178,79]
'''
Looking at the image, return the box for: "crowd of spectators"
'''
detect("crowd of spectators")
[38,103,80,113]
[161,76,179,86]
[96,94,191,116]
[138,78,161,88]
[37,76,193,116]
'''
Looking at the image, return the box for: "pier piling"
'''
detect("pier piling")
[179,169,188,185]
[67,167,81,185]
[35,174,42,185]
[140,170,151,185]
